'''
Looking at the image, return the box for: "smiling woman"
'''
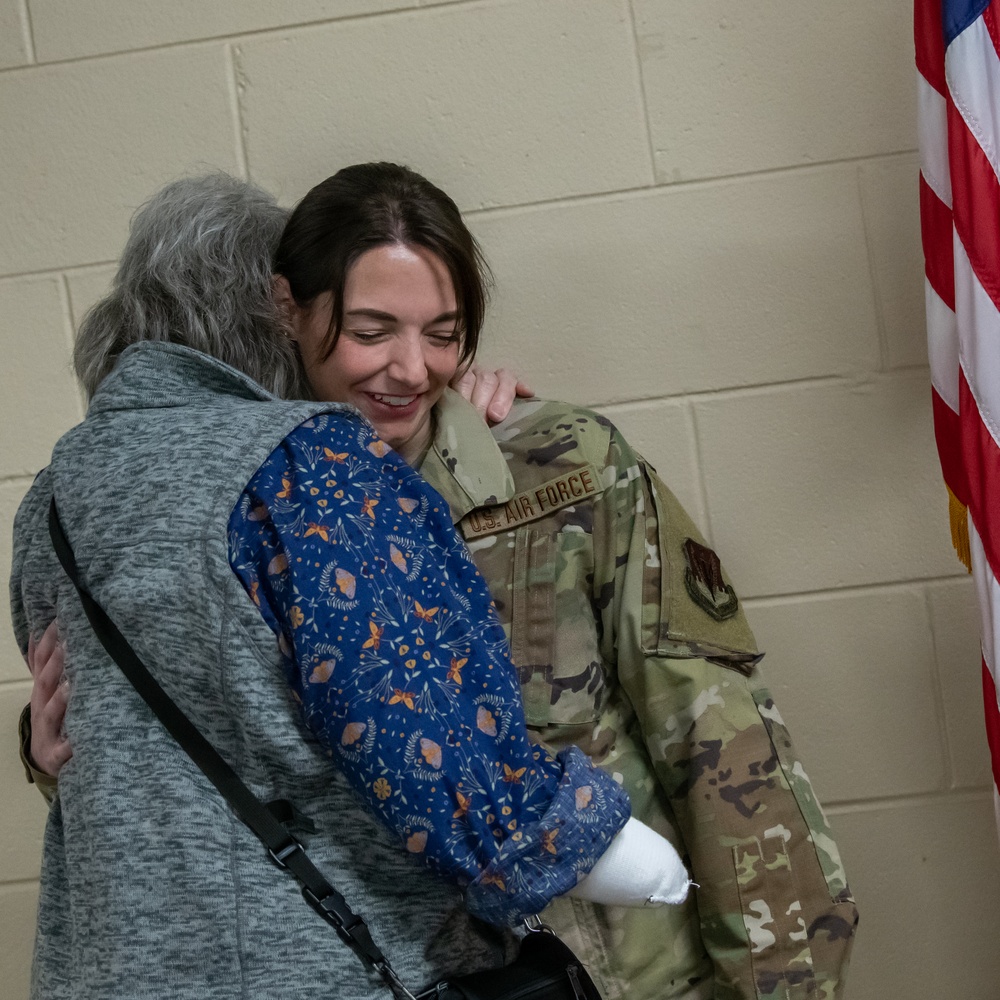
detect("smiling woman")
[264,162,857,998]
[275,242,462,465]
[273,162,488,465]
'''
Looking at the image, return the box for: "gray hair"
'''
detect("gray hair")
[74,173,308,399]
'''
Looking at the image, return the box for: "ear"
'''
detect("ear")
[272,275,301,340]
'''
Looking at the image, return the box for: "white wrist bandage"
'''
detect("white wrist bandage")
[567,817,691,907]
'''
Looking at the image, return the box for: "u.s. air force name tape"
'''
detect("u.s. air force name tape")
[460,464,601,539]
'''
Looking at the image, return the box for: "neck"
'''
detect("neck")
[396,418,434,468]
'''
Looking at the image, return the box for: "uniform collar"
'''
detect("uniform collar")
[420,388,515,523]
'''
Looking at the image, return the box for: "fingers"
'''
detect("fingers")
[484,369,535,424]
[28,620,60,677]
[31,630,65,704]
[470,370,501,421]
[37,679,72,773]
[28,624,72,777]
[449,365,478,401]
[450,365,534,424]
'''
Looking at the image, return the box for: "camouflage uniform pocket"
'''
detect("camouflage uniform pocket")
[512,527,607,727]
[732,834,815,1000]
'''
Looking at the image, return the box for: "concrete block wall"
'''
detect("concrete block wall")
[0,2,996,996]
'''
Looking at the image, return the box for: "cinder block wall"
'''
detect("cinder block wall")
[1,2,997,997]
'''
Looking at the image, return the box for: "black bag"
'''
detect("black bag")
[49,500,605,1000]
[421,924,601,999]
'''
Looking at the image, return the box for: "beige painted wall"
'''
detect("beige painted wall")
[1,1,997,996]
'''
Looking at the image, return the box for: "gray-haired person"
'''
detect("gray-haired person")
[11,174,686,999]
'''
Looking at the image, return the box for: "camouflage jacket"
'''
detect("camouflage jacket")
[419,390,858,1000]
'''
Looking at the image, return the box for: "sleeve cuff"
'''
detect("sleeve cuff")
[18,704,58,805]
[465,746,631,925]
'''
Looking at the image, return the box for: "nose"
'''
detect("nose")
[386,333,428,388]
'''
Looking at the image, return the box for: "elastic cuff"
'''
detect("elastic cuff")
[465,746,631,925]
[18,704,58,804]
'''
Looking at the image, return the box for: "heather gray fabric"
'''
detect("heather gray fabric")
[10,342,509,1000]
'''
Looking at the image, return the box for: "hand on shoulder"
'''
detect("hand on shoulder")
[451,364,534,425]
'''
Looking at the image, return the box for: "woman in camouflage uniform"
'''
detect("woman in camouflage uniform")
[266,162,859,1000]
[27,162,858,998]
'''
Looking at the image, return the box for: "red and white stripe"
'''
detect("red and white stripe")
[916,0,1000,815]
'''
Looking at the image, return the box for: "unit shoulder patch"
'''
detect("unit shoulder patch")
[460,464,602,539]
[683,537,739,621]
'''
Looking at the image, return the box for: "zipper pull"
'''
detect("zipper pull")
[566,965,587,999]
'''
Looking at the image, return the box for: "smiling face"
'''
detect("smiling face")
[285,243,462,465]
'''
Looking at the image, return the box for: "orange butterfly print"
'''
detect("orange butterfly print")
[308,660,335,684]
[335,568,356,599]
[540,828,559,855]
[367,439,391,458]
[575,785,593,810]
[420,738,442,769]
[360,496,379,520]
[324,448,348,463]
[362,620,382,650]
[414,601,438,622]
[397,497,419,513]
[276,477,293,499]
[502,764,526,785]
[389,689,416,709]
[476,706,497,736]
[447,657,467,685]
[389,544,407,573]
[452,791,472,819]
[479,871,506,890]
[304,522,329,541]
[248,580,260,607]
[406,830,428,853]
[341,721,367,745]
[267,553,288,575]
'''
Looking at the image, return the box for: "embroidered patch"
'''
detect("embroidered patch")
[683,538,739,621]
[460,465,601,539]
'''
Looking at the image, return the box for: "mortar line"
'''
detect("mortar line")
[920,583,957,788]
[0,676,32,692]
[17,0,36,63]
[625,0,659,187]
[854,163,892,372]
[0,876,41,892]
[740,572,972,606]
[824,785,992,814]
[0,261,117,283]
[0,0,499,71]
[594,368,930,410]
[593,378,845,412]
[58,272,89,413]
[55,273,87,414]
[464,150,920,221]
[225,43,250,180]
[56,272,76,349]
[686,400,715,545]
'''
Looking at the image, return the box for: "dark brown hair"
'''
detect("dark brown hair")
[274,162,491,363]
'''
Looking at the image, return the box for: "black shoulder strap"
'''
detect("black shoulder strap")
[47,498,406,993]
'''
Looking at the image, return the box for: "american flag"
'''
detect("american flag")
[916,0,1000,820]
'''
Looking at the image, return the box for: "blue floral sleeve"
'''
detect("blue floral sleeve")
[228,410,630,924]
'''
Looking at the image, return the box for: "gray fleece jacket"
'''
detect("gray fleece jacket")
[10,342,509,1000]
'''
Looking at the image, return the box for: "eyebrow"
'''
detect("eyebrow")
[344,308,459,325]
